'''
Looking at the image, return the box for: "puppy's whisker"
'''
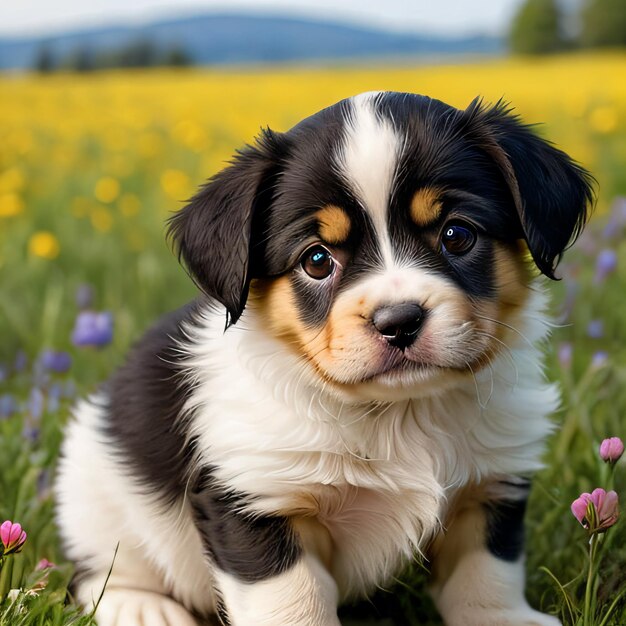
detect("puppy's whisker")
[464,359,491,411]
[472,330,520,386]
[474,314,534,349]
[341,400,388,428]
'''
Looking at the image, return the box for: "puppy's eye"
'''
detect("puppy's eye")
[441,222,477,256]
[301,245,335,279]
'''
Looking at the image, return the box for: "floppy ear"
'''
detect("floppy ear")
[168,129,286,325]
[466,99,595,278]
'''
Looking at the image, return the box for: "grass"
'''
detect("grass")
[1,53,626,624]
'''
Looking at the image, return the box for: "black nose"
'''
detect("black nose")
[372,303,425,349]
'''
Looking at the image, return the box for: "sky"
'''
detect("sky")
[0,0,525,38]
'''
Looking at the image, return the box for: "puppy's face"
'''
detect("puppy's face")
[170,92,593,400]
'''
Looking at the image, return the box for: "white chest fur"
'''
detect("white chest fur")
[181,289,558,597]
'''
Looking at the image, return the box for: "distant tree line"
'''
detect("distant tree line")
[34,39,192,72]
[510,0,626,54]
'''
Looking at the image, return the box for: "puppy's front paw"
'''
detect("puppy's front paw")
[94,589,200,626]
[445,607,561,626]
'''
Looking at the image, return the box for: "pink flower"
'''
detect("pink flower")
[571,488,619,533]
[599,437,624,464]
[32,558,56,592]
[0,520,27,555]
[35,558,55,571]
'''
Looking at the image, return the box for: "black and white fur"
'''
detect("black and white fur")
[55,92,593,626]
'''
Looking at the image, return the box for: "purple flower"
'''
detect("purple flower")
[40,350,72,374]
[63,379,77,398]
[71,311,114,347]
[28,387,45,419]
[603,217,622,240]
[558,342,573,369]
[587,320,604,339]
[594,249,618,282]
[75,284,95,310]
[0,394,16,419]
[610,197,626,222]
[592,351,609,369]
[48,383,63,413]
[0,520,27,555]
[571,488,619,534]
[32,357,50,388]
[600,437,624,464]
[603,198,626,239]
[28,387,45,420]
[22,425,40,442]
[13,351,27,373]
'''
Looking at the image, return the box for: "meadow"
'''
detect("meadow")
[1,52,626,625]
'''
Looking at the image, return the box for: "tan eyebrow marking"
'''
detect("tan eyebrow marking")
[410,187,443,227]
[315,204,351,244]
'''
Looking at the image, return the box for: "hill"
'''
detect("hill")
[0,13,503,70]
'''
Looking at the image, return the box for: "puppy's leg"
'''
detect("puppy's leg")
[215,552,340,626]
[429,480,560,626]
[93,589,200,626]
[191,477,340,626]
[72,544,201,626]
[56,405,209,626]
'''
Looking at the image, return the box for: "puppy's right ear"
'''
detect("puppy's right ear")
[168,129,286,326]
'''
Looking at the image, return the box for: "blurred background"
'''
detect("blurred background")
[1,1,626,624]
[1,0,625,366]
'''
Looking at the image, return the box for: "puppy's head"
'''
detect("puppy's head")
[169,92,594,399]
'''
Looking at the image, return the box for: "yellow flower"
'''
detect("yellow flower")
[138,132,164,158]
[172,119,207,152]
[0,193,24,218]
[0,167,25,194]
[160,169,191,200]
[118,193,141,217]
[589,106,618,134]
[91,206,114,233]
[94,176,121,204]
[7,129,33,156]
[28,231,60,259]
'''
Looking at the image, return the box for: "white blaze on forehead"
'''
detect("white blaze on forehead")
[338,91,401,267]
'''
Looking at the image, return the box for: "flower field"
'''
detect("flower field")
[1,52,626,625]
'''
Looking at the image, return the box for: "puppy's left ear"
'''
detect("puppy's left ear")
[467,99,595,278]
[168,129,286,326]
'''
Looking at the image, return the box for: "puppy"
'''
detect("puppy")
[55,91,593,626]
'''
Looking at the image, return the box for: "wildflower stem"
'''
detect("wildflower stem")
[604,463,615,493]
[0,554,13,601]
[584,533,598,626]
